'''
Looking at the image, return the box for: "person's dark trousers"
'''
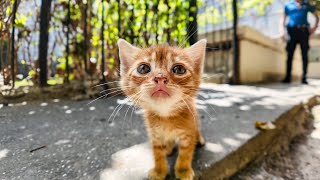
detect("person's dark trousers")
[283,27,310,83]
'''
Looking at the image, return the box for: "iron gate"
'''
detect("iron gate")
[199,0,239,84]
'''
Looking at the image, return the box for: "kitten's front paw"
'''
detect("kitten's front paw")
[148,168,167,180]
[175,168,194,180]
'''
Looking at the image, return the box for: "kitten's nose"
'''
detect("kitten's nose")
[154,73,168,84]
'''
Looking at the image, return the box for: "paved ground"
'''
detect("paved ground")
[0,80,320,180]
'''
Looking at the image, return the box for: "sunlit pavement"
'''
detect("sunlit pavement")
[0,80,319,180]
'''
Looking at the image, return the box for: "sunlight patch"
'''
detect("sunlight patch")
[117,98,130,105]
[40,102,48,106]
[28,111,35,115]
[312,105,320,121]
[198,91,209,99]
[235,133,251,140]
[311,105,320,139]
[204,142,224,153]
[0,149,9,160]
[53,99,60,103]
[205,99,232,107]
[65,110,72,114]
[196,99,207,105]
[239,105,251,111]
[100,143,154,180]
[314,122,320,129]
[135,109,144,115]
[196,104,207,110]
[311,130,320,139]
[223,138,241,147]
[54,139,70,145]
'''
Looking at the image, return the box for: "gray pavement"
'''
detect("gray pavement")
[0,80,320,180]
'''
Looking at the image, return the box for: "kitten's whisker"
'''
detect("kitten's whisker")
[201,75,225,79]
[177,22,194,46]
[180,26,198,47]
[87,94,109,105]
[92,80,122,88]
[124,93,142,124]
[123,104,133,126]
[178,24,197,48]
[99,86,132,94]
[107,91,140,124]
[105,91,125,100]
[198,95,219,117]
[181,98,196,123]
[130,102,138,123]
[99,89,123,96]
[127,92,144,124]
[128,94,143,128]
[206,47,220,50]
[168,84,217,120]
[87,89,124,105]
[113,68,120,74]
[107,101,124,124]
[183,93,216,120]
[113,91,142,124]
[168,84,199,93]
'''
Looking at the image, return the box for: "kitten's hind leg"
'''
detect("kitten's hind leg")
[197,133,206,147]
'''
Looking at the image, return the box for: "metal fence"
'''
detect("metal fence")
[199,0,238,84]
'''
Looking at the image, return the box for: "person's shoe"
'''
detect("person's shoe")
[281,78,291,83]
[302,79,308,85]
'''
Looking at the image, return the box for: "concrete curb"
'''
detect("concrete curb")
[197,96,320,180]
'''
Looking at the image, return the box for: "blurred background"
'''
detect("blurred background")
[1,0,319,94]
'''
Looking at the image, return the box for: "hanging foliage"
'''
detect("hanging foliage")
[3,0,280,86]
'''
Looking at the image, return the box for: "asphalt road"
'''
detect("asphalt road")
[1,82,319,180]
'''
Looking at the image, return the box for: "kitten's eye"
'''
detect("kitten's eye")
[137,64,151,74]
[172,65,186,75]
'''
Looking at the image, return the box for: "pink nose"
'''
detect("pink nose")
[154,73,168,84]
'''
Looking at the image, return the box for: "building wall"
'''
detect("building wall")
[201,26,320,84]
[309,62,320,78]
[238,26,302,84]
[308,38,320,78]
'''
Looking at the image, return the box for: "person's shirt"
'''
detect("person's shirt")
[285,0,315,27]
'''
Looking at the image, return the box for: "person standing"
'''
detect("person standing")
[280,0,319,84]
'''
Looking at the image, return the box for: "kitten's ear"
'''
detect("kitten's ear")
[117,39,141,76]
[184,39,207,70]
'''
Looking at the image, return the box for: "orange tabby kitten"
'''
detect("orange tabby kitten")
[118,39,206,180]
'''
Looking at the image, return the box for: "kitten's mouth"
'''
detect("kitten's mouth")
[151,86,170,98]
[152,90,170,97]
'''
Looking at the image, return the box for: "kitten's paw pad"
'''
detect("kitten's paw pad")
[148,168,167,180]
[175,168,194,180]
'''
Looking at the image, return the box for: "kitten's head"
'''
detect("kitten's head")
[118,39,206,116]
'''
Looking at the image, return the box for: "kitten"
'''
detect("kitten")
[118,39,206,180]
